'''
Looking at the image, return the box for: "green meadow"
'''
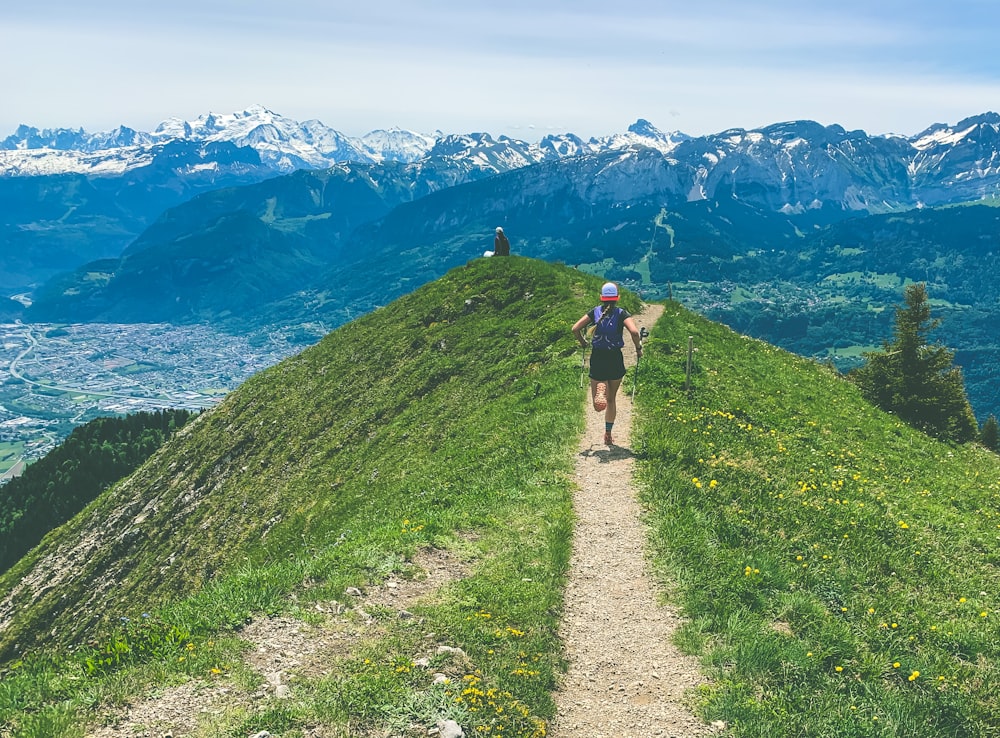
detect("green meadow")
[636,303,1000,737]
[0,442,25,475]
[2,258,998,737]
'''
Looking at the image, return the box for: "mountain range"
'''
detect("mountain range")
[0,106,685,289]
[0,104,687,175]
[7,105,1000,205]
[6,106,1000,418]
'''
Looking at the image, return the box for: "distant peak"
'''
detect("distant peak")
[627,119,662,138]
[758,120,846,141]
[238,104,279,118]
[956,112,1000,129]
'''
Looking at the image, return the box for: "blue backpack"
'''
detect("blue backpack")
[591,305,627,350]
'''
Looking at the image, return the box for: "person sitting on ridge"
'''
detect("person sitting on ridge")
[494,227,511,256]
[571,281,643,445]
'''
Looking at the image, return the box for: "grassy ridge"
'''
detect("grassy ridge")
[0,257,637,736]
[12,256,999,736]
[635,302,1000,736]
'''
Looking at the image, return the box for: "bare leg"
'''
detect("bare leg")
[591,379,608,411]
[604,379,622,425]
[602,379,623,444]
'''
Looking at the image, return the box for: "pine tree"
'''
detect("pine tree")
[981,415,999,451]
[850,283,978,443]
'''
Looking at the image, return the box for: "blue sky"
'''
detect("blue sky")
[3,0,1000,141]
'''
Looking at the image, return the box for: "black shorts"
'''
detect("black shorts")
[589,348,626,381]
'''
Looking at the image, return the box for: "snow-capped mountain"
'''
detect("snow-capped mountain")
[0,106,368,175]
[598,118,691,154]
[0,123,151,153]
[359,127,440,163]
[663,120,917,213]
[907,112,1000,204]
[6,105,1000,212]
[0,104,688,177]
[149,106,372,171]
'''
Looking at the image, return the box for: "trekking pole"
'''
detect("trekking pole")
[579,343,587,387]
[632,327,649,400]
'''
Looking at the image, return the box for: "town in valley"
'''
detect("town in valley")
[0,321,305,482]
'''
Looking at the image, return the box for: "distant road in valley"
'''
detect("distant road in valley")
[8,325,204,407]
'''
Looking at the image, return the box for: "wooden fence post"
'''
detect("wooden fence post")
[685,336,693,396]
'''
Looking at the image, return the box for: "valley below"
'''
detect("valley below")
[0,322,305,481]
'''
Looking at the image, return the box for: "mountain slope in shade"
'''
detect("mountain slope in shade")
[29,111,1000,329]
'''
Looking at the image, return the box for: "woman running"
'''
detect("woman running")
[571,282,643,445]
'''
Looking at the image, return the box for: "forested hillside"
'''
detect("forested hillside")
[0,409,195,574]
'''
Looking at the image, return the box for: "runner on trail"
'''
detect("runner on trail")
[571,282,643,445]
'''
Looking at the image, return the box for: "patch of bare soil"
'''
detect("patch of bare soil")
[84,548,468,738]
[549,303,721,738]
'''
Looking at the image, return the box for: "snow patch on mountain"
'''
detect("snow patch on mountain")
[5,105,1000,211]
[912,124,978,151]
[0,147,149,176]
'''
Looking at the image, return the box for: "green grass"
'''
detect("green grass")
[8,257,1000,737]
[823,344,880,359]
[634,301,1000,737]
[111,361,162,375]
[821,271,905,289]
[0,257,640,737]
[576,257,616,277]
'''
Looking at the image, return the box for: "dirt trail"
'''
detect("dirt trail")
[80,302,716,738]
[550,303,716,738]
[84,549,468,738]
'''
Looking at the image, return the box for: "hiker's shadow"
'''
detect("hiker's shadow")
[578,444,637,463]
